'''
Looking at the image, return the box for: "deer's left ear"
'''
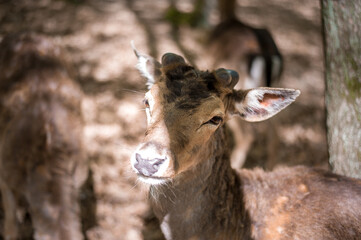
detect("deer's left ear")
[131,42,161,89]
[231,87,300,122]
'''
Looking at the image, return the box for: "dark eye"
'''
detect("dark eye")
[206,116,223,125]
[143,99,150,108]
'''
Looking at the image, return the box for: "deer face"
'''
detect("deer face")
[130,46,300,185]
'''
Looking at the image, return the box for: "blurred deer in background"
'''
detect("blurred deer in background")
[0,33,87,240]
[209,0,283,168]
[210,0,282,88]
[131,49,361,240]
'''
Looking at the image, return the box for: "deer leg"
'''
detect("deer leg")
[56,177,84,240]
[0,179,18,240]
[265,120,280,170]
[25,173,58,240]
[25,173,83,240]
[228,118,254,169]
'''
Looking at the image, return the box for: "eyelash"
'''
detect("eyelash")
[203,116,223,126]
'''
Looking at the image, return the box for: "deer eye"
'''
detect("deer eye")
[205,116,223,126]
[143,99,150,108]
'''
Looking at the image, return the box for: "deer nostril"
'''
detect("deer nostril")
[153,157,166,170]
[153,158,165,166]
[133,154,166,176]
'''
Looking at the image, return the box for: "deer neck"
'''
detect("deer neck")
[149,126,251,240]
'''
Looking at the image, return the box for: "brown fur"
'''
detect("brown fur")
[0,32,87,240]
[132,54,361,240]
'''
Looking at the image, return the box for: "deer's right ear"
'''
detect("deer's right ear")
[131,42,161,89]
[231,87,300,122]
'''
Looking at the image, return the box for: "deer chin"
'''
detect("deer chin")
[135,163,176,185]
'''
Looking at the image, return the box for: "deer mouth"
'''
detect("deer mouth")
[137,174,170,185]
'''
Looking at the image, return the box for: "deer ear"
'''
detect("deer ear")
[232,87,300,122]
[131,41,161,89]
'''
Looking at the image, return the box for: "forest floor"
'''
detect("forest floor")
[0,0,327,239]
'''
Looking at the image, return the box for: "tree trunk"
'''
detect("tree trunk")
[218,0,236,21]
[321,0,361,178]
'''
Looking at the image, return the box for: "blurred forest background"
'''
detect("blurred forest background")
[0,0,328,239]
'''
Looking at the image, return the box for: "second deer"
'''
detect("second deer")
[0,33,87,240]
[208,0,283,169]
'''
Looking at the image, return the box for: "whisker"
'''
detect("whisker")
[117,88,145,95]
[131,179,140,190]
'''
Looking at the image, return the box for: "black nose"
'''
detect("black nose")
[134,153,165,176]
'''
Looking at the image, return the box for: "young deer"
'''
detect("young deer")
[0,33,87,240]
[130,48,361,240]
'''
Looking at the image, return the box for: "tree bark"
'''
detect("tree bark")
[321,0,361,178]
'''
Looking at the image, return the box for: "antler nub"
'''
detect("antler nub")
[161,53,186,66]
[214,68,239,88]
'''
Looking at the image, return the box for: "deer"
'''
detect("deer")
[130,47,361,240]
[208,0,283,169]
[209,0,283,90]
[0,33,88,240]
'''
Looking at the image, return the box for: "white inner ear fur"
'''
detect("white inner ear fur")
[136,55,155,89]
[235,88,300,122]
[236,89,264,113]
[131,41,156,89]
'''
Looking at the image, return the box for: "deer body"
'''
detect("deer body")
[150,127,361,240]
[0,33,87,240]
[131,49,361,240]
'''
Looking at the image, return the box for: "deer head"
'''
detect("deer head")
[130,45,300,185]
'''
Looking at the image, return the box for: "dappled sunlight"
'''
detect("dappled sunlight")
[0,0,326,239]
[278,124,325,145]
